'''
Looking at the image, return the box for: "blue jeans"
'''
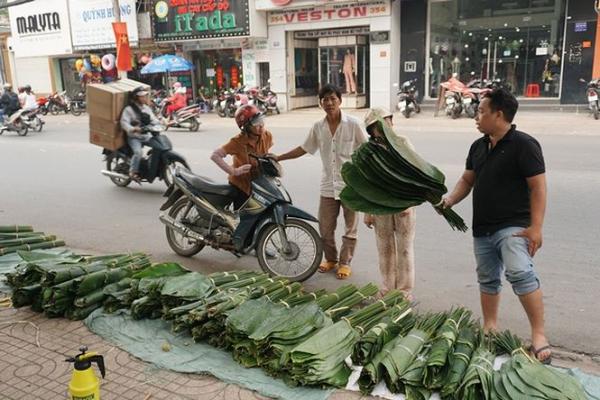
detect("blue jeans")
[473,226,540,296]
[127,135,151,174]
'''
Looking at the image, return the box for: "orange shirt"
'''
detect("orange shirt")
[222,130,274,195]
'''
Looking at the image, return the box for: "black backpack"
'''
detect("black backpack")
[8,92,20,112]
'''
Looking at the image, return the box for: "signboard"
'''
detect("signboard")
[69,0,139,50]
[575,22,588,33]
[8,0,72,58]
[370,30,389,44]
[256,0,369,11]
[294,26,369,39]
[267,0,390,25]
[152,0,250,41]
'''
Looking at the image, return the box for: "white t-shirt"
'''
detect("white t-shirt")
[302,112,367,199]
[23,93,37,110]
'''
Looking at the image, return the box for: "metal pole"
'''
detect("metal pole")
[112,0,127,79]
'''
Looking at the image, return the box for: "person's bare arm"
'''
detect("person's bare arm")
[514,173,547,256]
[210,147,251,176]
[276,146,306,162]
[442,170,476,208]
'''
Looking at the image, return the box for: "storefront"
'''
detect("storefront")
[151,0,268,99]
[423,0,568,99]
[7,0,73,95]
[256,0,400,110]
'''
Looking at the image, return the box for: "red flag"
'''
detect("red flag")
[112,22,132,72]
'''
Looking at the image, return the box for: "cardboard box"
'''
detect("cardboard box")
[90,130,125,151]
[87,79,150,121]
[89,116,121,137]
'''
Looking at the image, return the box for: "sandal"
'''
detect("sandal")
[318,261,337,273]
[129,172,142,182]
[336,264,352,280]
[528,344,552,365]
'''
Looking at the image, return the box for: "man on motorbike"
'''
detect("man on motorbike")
[0,84,21,124]
[120,86,163,182]
[210,104,273,209]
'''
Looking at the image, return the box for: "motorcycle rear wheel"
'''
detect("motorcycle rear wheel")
[165,198,205,257]
[256,218,322,282]
[106,153,132,187]
[403,108,411,119]
[593,104,599,120]
[189,119,200,132]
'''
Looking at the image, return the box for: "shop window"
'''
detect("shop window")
[295,48,319,95]
[428,0,566,98]
[319,45,367,95]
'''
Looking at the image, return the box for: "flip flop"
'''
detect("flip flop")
[336,264,352,280]
[318,261,337,273]
[529,344,552,365]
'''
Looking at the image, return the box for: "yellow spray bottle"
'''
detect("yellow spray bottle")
[66,346,105,400]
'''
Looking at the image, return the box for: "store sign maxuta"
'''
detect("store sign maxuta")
[152,0,250,41]
[267,0,390,25]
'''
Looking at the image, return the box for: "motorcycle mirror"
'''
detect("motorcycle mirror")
[579,78,586,83]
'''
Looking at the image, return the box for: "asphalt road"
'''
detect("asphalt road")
[1,109,598,355]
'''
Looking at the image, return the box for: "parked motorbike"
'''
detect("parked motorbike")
[48,91,70,115]
[440,77,466,119]
[251,85,280,115]
[213,89,236,118]
[396,79,421,118]
[160,101,202,132]
[159,154,322,282]
[37,96,49,115]
[0,109,29,136]
[580,78,600,120]
[232,88,251,117]
[22,108,45,132]
[101,124,189,188]
[69,91,86,116]
[151,89,167,115]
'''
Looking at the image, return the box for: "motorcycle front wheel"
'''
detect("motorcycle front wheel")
[162,160,188,188]
[256,218,322,282]
[33,117,44,132]
[165,198,205,257]
[105,153,132,187]
[70,104,82,116]
[50,104,61,115]
[593,104,599,120]
[16,121,28,136]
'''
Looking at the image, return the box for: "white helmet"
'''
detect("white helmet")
[364,107,392,128]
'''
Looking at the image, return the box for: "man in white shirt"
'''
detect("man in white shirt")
[22,86,38,111]
[277,84,367,279]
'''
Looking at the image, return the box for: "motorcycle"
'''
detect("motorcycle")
[213,89,236,118]
[159,154,322,282]
[37,96,49,115]
[48,91,70,115]
[440,77,466,119]
[232,88,251,117]
[396,79,421,118]
[22,108,45,132]
[251,85,280,115]
[69,91,86,116]
[160,100,202,132]
[101,124,189,188]
[581,78,600,120]
[0,109,29,136]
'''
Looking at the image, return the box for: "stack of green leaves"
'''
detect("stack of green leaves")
[440,323,478,399]
[130,263,189,319]
[423,307,473,389]
[491,330,586,400]
[358,312,447,394]
[351,302,415,365]
[287,290,407,388]
[0,225,66,256]
[340,120,468,231]
[457,332,495,400]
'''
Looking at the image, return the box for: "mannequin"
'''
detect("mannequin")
[329,48,342,87]
[343,48,357,94]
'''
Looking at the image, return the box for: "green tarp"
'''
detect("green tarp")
[85,309,332,400]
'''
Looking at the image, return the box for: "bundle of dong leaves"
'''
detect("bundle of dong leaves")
[0,225,65,256]
[2,251,587,400]
[340,120,468,231]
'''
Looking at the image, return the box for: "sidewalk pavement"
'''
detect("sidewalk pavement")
[0,305,372,400]
[2,303,599,400]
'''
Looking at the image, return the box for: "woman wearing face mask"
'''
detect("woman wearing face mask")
[211,104,274,209]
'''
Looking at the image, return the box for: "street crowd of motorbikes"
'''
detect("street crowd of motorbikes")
[210,84,280,118]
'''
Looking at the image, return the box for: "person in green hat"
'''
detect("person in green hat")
[362,107,416,301]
